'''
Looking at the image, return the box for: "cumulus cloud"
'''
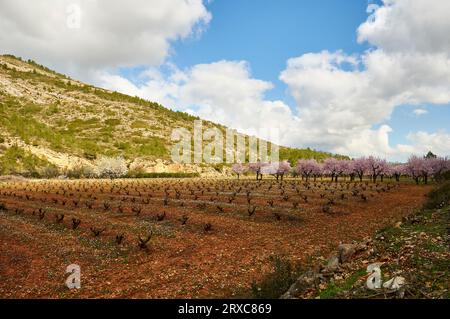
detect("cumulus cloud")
[357,0,450,54]
[100,0,450,160]
[277,0,450,159]
[398,131,450,157]
[0,0,211,78]
[98,60,297,145]
[2,0,449,161]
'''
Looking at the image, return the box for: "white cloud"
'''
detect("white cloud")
[413,108,428,116]
[398,131,450,157]
[357,0,450,54]
[0,0,211,78]
[98,60,297,145]
[100,48,450,160]
[276,0,450,159]
[97,0,450,161]
[3,0,449,161]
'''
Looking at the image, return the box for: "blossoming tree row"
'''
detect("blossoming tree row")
[232,156,450,184]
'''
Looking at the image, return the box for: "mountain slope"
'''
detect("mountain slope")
[0,54,346,176]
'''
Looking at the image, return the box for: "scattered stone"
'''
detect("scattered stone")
[383,276,406,290]
[280,270,323,299]
[323,255,340,273]
[338,244,359,263]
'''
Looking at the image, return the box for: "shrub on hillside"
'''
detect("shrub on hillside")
[65,164,94,179]
[40,165,60,178]
[424,181,450,209]
[251,256,300,299]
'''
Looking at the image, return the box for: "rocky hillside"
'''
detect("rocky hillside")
[0,55,345,177]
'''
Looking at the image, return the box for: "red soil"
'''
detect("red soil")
[0,178,431,298]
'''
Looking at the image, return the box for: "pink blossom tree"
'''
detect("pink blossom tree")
[248,162,263,181]
[406,156,426,184]
[232,163,247,180]
[324,158,345,182]
[341,160,354,181]
[259,161,291,181]
[378,160,390,182]
[352,158,369,182]
[389,164,406,182]
[366,156,388,183]
[429,157,450,182]
[295,159,321,181]
[276,160,292,181]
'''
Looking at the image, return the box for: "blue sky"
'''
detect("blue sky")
[120,0,373,103]
[1,0,449,160]
[158,0,449,153]
[173,0,371,79]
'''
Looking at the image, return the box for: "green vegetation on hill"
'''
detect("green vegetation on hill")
[280,147,349,163]
[0,145,56,177]
[0,54,348,173]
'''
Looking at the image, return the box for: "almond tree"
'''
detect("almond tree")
[352,158,369,182]
[367,156,388,183]
[324,158,344,182]
[378,160,390,182]
[249,162,263,181]
[259,162,278,180]
[406,156,425,184]
[275,161,292,181]
[430,157,450,182]
[389,164,406,182]
[232,163,247,180]
[341,160,355,181]
[296,159,321,182]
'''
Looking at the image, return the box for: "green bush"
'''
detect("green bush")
[424,181,450,209]
[40,166,60,178]
[65,165,94,179]
[131,120,149,129]
[104,118,121,126]
[442,170,450,181]
[251,256,300,299]
[0,145,52,176]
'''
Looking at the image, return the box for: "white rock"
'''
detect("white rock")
[383,276,406,290]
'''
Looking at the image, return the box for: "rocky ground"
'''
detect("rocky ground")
[281,187,449,299]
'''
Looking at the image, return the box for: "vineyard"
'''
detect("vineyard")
[0,177,431,298]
